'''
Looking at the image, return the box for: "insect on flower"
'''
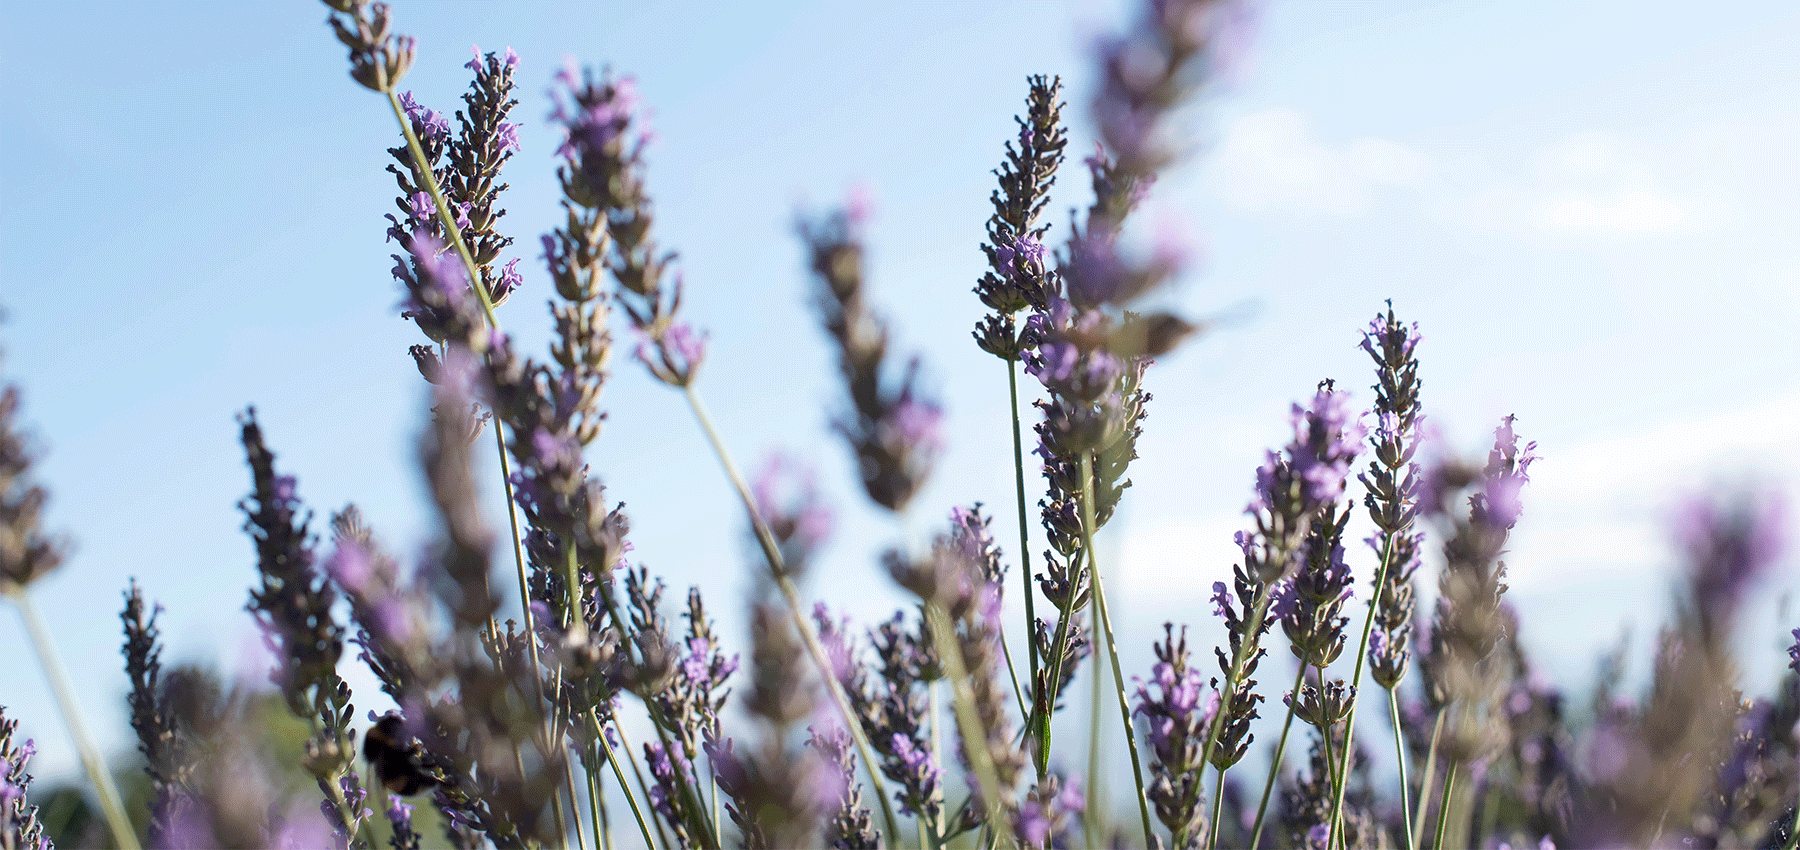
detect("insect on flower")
[362,713,441,796]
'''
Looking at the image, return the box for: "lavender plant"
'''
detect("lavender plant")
[4,4,1798,850]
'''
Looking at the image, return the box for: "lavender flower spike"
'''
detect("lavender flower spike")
[0,708,48,850]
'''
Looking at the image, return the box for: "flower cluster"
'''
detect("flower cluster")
[0,708,46,850]
[1133,623,1215,846]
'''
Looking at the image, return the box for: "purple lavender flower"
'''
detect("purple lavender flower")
[1676,490,1784,621]
[804,204,944,511]
[1133,623,1215,846]
[751,452,833,574]
[0,711,46,850]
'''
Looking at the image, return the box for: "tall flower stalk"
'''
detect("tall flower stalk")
[1323,305,1426,849]
[973,74,1069,705]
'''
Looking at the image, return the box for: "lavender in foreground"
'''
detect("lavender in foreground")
[0,708,47,850]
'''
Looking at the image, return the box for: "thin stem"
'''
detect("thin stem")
[1249,661,1309,849]
[597,716,658,850]
[999,627,1029,721]
[680,384,903,843]
[1080,455,1153,850]
[1319,723,1339,850]
[564,756,588,850]
[11,591,141,850]
[615,723,672,850]
[1006,358,1040,703]
[1326,535,1395,850]
[1085,610,1105,850]
[1209,765,1228,850]
[1034,570,1080,779]
[1411,711,1444,849]
[1388,689,1416,850]
[585,744,609,850]
[1432,762,1459,850]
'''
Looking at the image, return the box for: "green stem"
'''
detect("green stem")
[1326,534,1396,850]
[999,626,1029,721]
[1411,711,1444,848]
[1249,662,1309,849]
[614,723,672,850]
[564,756,588,850]
[11,591,141,850]
[1209,765,1228,850]
[1034,571,1080,779]
[1006,358,1040,704]
[1388,689,1416,850]
[586,743,609,850]
[596,715,658,850]
[1319,722,1339,850]
[1079,455,1153,850]
[680,384,903,843]
[1085,607,1104,849]
[1432,762,1459,850]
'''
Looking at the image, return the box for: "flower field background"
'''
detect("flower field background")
[1,1,1799,848]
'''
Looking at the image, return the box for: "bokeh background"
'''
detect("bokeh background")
[3,0,1798,835]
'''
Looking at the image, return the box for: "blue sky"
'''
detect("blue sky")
[3,0,1798,810]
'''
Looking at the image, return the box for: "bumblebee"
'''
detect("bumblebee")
[362,713,440,796]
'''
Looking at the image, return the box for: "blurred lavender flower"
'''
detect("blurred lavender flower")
[1017,773,1086,849]
[751,453,833,576]
[1580,490,1788,846]
[0,379,63,595]
[808,725,879,850]
[1676,491,1784,627]
[550,66,696,388]
[889,512,1026,836]
[324,0,416,93]
[0,708,47,850]
[803,203,943,512]
[712,602,837,850]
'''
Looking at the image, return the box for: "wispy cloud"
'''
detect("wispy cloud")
[1207,109,1730,238]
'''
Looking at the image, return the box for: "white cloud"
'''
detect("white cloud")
[1207,111,1729,238]
[1211,108,1428,216]
[1525,133,1722,238]
[1507,390,1800,590]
